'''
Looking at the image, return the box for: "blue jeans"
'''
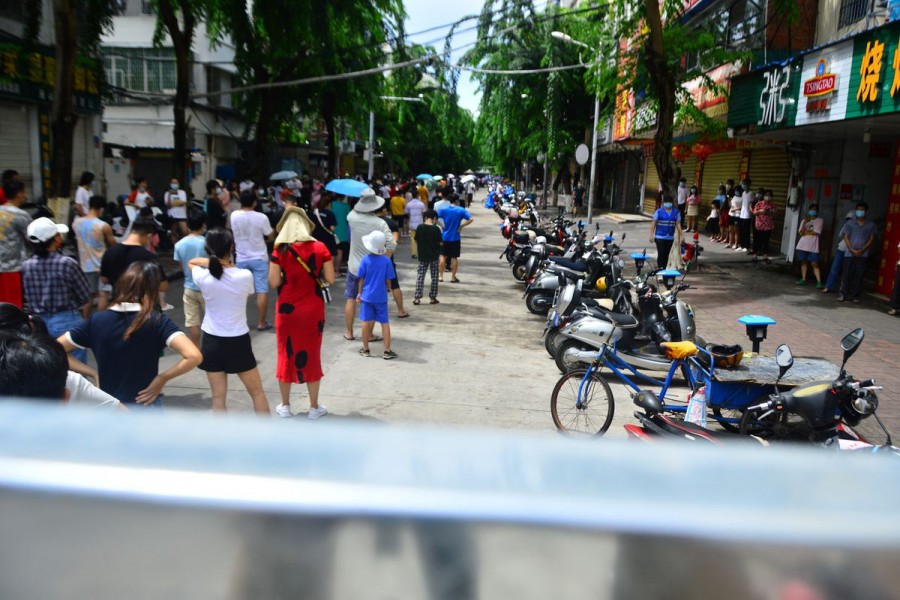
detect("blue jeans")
[43,310,87,363]
[824,251,844,291]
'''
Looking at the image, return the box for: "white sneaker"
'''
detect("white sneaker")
[275,404,293,418]
[307,405,328,420]
[161,303,175,311]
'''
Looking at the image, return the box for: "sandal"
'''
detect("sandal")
[451,278,460,283]
[343,333,355,341]
[413,298,421,305]
[429,298,440,304]
[889,309,898,316]
[369,335,383,343]
[398,313,410,318]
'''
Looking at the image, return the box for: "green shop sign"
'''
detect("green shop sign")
[727,60,802,133]
[846,19,900,119]
[0,38,101,114]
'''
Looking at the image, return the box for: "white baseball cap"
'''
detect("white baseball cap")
[26,217,68,243]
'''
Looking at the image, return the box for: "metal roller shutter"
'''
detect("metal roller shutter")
[0,104,32,190]
[748,148,792,252]
[698,151,742,223]
[643,158,659,215]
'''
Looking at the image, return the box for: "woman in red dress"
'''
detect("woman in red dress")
[268,207,335,419]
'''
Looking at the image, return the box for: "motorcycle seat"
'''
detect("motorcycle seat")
[655,414,761,444]
[590,309,640,328]
[660,341,699,360]
[582,298,614,310]
[547,256,586,271]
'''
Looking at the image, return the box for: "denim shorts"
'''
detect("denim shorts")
[43,309,87,363]
[344,272,361,299]
[237,259,269,293]
[795,250,820,263]
[359,301,389,324]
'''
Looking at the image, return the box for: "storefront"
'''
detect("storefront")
[728,19,900,294]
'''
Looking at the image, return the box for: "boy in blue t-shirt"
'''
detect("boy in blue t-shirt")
[356,230,398,359]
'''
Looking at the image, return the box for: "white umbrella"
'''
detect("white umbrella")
[270,170,298,181]
[460,174,476,183]
[446,173,455,179]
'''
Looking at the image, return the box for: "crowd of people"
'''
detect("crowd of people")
[0,169,477,417]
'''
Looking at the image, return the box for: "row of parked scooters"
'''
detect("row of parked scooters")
[496,202,897,454]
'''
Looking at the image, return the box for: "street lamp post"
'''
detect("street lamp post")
[368,95,424,181]
[551,31,601,223]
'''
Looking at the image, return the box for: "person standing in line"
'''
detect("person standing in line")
[58,261,202,408]
[204,179,228,229]
[72,195,116,317]
[795,203,824,287]
[822,212,855,294]
[712,185,728,242]
[376,205,410,319]
[268,206,335,419]
[676,178,688,229]
[310,194,338,260]
[343,189,395,341]
[230,191,274,331]
[649,195,682,268]
[417,179,430,206]
[838,202,877,303]
[98,216,168,311]
[164,177,189,242]
[406,190,426,259]
[356,230,397,360]
[331,194,351,275]
[726,186,742,249]
[0,180,32,307]
[685,185,701,232]
[888,241,900,315]
[413,210,442,305]
[189,228,270,415]
[750,190,776,264]
[738,179,753,252]
[173,209,208,347]
[437,195,473,283]
[706,198,721,239]
[390,189,407,237]
[73,171,94,218]
[22,217,92,363]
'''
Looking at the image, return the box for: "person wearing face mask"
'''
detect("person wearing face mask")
[795,203,823,287]
[649,194,682,268]
[164,178,189,242]
[204,179,228,229]
[738,179,753,252]
[838,202,877,303]
[676,178,688,228]
[751,190,776,263]
[685,185,700,232]
[127,177,152,209]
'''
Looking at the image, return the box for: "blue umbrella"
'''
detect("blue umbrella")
[324,178,368,197]
[416,173,433,181]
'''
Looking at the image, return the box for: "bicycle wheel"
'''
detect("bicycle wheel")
[551,369,615,436]
[712,407,744,433]
[739,409,812,441]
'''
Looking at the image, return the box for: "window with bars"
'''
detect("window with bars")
[141,0,153,15]
[838,0,869,28]
[103,48,177,101]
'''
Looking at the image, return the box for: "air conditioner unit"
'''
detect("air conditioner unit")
[340,140,357,153]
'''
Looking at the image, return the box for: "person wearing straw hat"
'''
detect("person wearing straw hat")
[356,230,397,359]
[343,188,396,341]
[268,206,335,419]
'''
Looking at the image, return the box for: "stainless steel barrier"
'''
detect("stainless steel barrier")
[0,401,898,599]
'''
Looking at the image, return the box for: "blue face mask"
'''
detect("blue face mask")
[855,210,865,218]
[170,183,178,190]
[663,202,673,209]
[808,210,817,217]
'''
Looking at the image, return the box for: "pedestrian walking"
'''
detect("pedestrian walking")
[73,171,94,218]
[356,230,397,360]
[331,194,351,275]
[573,182,585,216]
[390,190,407,237]
[413,210,442,305]
[0,180,32,307]
[676,178,688,228]
[72,195,116,315]
[649,196,682,268]
[888,241,900,316]
[22,217,92,363]
[406,192,426,258]
[164,177,189,242]
[343,188,395,341]
[822,211,855,294]
[230,191,274,331]
[739,179,753,252]
[268,207,335,419]
[99,216,167,311]
[838,202,877,303]
[58,261,202,407]
[437,195,474,283]
[189,228,270,415]
[685,185,701,232]
[751,190,776,263]
[310,194,339,259]
[173,209,208,346]
[794,203,823,287]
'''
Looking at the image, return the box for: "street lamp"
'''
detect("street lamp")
[369,95,424,180]
[551,30,601,224]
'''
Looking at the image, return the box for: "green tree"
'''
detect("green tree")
[25,0,118,199]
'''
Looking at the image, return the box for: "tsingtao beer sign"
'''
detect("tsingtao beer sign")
[804,59,838,112]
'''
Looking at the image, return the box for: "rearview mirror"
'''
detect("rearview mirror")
[840,328,864,370]
[775,344,793,380]
[621,232,626,241]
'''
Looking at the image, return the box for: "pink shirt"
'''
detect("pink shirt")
[796,217,823,253]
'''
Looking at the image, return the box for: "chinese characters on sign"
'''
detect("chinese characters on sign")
[857,39,885,102]
[758,66,792,126]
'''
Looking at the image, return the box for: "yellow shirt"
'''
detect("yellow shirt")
[390,195,407,216]
[417,185,429,204]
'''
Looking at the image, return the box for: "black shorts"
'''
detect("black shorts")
[393,214,406,227]
[390,277,400,290]
[199,332,258,374]
[442,240,461,258]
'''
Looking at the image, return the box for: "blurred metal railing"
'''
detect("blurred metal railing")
[0,402,899,599]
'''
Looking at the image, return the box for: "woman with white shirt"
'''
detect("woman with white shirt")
[73,171,94,217]
[165,177,189,243]
[189,228,271,414]
[726,186,742,249]
[738,178,753,252]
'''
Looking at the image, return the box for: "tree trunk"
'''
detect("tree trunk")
[157,0,195,189]
[643,0,679,198]
[251,84,276,180]
[322,100,337,179]
[50,0,78,200]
